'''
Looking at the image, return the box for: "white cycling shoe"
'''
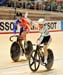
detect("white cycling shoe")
[44,59,48,64]
[44,56,48,64]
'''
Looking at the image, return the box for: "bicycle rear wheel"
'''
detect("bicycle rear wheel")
[45,49,54,70]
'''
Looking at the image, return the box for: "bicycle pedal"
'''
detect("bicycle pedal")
[42,63,46,66]
[40,61,47,66]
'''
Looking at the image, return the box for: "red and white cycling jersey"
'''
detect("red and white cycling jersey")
[19,17,31,33]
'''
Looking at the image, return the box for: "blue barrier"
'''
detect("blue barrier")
[61,21,63,30]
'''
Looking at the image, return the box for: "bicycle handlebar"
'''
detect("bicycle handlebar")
[9,35,19,42]
[33,44,43,47]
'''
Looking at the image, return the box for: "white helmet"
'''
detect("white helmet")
[38,18,45,25]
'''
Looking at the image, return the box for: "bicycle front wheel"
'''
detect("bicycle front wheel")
[29,50,40,72]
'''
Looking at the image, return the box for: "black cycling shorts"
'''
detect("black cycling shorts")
[41,35,50,45]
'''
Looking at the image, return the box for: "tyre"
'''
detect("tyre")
[45,49,54,70]
[29,50,40,72]
[10,42,20,62]
[25,41,33,59]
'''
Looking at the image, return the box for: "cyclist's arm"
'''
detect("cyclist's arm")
[13,19,20,34]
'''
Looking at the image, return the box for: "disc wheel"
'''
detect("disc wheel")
[29,50,40,72]
[45,49,54,70]
[25,41,33,59]
[10,42,20,62]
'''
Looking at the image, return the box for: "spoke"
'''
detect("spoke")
[34,52,37,58]
[31,52,36,59]
[31,54,34,59]
[34,62,36,70]
[30,61,34,66]
[34,54,39,62]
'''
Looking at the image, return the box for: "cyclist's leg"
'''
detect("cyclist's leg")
[19,27,24,54]
[21,31,27,48]
[43,35,51,64]
[43,44,48,64]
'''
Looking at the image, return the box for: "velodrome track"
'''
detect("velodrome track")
[0,32,63,75]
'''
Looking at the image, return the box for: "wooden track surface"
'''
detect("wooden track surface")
[0,32,63,75]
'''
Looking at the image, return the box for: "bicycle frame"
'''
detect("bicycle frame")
[10,35,24,50]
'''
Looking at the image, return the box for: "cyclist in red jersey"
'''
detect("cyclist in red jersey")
[19,14,32,48]
[14,12,32,49]
[19,16,31,33]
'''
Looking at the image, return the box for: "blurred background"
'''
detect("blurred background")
[0,0,63,20]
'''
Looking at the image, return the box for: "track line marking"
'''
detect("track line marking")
[0,58,63,71]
